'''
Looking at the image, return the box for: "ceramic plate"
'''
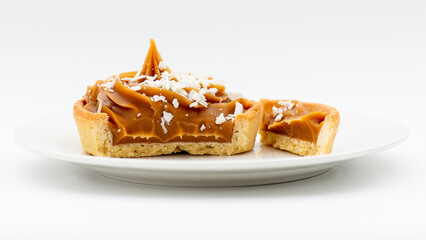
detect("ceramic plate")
[14,112,408,187]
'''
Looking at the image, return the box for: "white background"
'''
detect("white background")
[1,0,426,239]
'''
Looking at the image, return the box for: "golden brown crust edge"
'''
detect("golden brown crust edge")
[73,100,261,157]
[259,100,340,156]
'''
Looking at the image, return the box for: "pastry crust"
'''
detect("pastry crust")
[259,101,340,156]
[73,100,261,157]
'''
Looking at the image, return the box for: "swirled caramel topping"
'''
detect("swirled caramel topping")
[82,39,252,145]
[260,99,329,144]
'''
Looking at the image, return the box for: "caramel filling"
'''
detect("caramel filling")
[260,99,329,144]
[82,39,251,145]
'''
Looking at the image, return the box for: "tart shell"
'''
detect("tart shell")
[73,100,261,157]
[259,101,340,156]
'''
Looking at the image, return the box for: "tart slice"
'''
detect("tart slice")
[259,99,340,156]
[73,39,261,157]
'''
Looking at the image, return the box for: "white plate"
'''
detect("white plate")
[14,112,408,187]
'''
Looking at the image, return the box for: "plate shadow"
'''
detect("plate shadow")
[21,151,405,199]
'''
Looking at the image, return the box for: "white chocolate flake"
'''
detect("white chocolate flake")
[97,100,102,113]
[160,118,168,134]
[129,85,141,91]
[172,98,179,108]
[162,111,174,125]
[278,100,295,110]
[234,102,243,115]
[274,113,283,122]
[152,95,167,102]
[215,113,227,125]
[158,61,168,71]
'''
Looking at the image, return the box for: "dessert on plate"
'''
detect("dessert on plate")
[258,99,340,156]
[73,39,261,157]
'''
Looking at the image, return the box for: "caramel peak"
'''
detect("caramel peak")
[141,39,170,78]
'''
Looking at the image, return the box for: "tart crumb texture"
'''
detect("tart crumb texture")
[259,100,340,156]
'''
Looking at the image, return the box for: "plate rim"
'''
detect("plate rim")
[14,111,409,171]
